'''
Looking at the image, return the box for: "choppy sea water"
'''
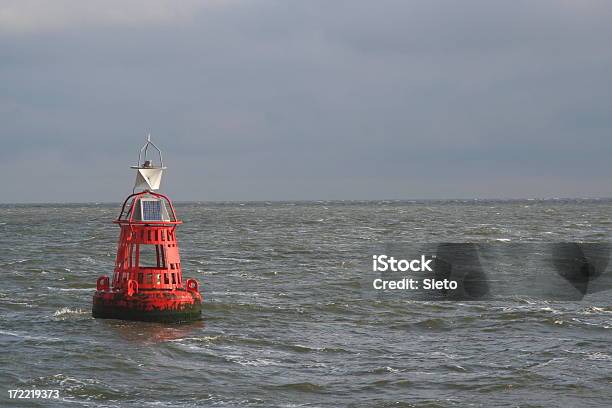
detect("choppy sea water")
[1,199,611,407]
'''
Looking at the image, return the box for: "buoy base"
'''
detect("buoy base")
[92,289,202,323]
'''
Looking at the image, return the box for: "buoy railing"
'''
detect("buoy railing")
[116,190,180,224]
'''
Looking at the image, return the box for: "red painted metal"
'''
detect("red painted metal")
[96,276,110,291]
[93,191,202,322]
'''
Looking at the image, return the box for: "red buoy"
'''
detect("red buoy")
[93,137,202,322]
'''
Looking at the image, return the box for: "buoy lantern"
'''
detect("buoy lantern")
[93,137,202,322]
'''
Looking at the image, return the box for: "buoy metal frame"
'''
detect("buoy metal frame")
[92,138,202,323]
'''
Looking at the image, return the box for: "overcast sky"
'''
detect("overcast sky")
[1,0,611,203]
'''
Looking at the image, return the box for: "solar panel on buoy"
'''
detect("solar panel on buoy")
[142,200,162,221]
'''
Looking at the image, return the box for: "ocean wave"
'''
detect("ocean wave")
[0,300,32,308]
[27,374,123,402]
[581,306,612,314]
[391,317,452,331]
[2,259,31,266]
[216,257,257,263]
[0,330,62,342]
[53,307,90,320]
[47,287,92,292]
[289,344,350,353]
[269,382,325,393]
[227,356,280,367]
[368,366,401,374]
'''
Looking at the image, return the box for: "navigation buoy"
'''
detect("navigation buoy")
[92,136,202,322]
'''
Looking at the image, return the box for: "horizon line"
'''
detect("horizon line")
[2,196,612,206]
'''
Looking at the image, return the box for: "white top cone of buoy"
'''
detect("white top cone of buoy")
[131,134,166,192]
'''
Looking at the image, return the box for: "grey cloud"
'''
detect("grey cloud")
[1,0,611,202]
